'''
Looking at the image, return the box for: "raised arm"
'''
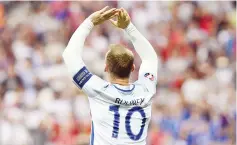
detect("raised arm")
[62,7,118,77]
[125,22,158,79]
[110,9,158,80]
[62,18,93,76]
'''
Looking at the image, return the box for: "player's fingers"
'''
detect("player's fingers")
[99,6,109,14]
[102,8,116,17]
[109,10,120,18]
[104,12,118,21]
[118,10,123,21]
[118,8,125,20]
[108,12,118,19]
[118,8,124,20]
[123,8,130,18]
[124,12,130,22]
[121,8,128,21]
[122,8,127,12]
[109,19,117,27]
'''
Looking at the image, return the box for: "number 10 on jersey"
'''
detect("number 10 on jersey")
[109,105,146,141]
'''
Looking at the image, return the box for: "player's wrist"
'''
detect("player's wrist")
[125,22,135,33]
[83,18,94,30]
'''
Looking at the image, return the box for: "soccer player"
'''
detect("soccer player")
[63,6,158,145]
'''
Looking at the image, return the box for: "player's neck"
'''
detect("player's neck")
[109,77,130,86]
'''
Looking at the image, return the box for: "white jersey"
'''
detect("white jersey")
[73,66,157,145]
[63,17,158,145]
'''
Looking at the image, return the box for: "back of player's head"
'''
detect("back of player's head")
[106,44,134,78]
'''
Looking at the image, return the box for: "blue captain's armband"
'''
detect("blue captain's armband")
[73,66,93,88]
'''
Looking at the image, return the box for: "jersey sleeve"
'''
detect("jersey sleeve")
[62,18,108,97]
[72,66,108,97]
[125,23,158,94]
[137,62,157,94]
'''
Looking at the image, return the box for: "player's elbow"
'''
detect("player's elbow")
[143,58,158,66]
[62,50,67,61]
[144,45,158,62]
[62,47,70,63]
[142,53,158,69]
[152,53,158,62]
[153,54,158,67]
[146,52,158,62]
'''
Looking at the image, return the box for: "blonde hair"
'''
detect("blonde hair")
[106,44,134,78]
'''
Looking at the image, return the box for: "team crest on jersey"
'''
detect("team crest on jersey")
[144,73,154,81]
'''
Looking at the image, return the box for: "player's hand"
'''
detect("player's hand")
[89,6,118,26]
[109,8,130,29]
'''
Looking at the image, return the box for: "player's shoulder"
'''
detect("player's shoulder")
[134,73,157,94]
[73,68,109,93]
[86,75,109,89]
[133,80,151,93]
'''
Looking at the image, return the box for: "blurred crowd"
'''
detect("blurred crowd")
[0,1,236,145]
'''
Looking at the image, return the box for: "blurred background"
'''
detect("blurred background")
[0,1,236,145]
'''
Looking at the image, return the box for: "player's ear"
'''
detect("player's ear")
[131,64,135,72]
[104,64,108,72]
